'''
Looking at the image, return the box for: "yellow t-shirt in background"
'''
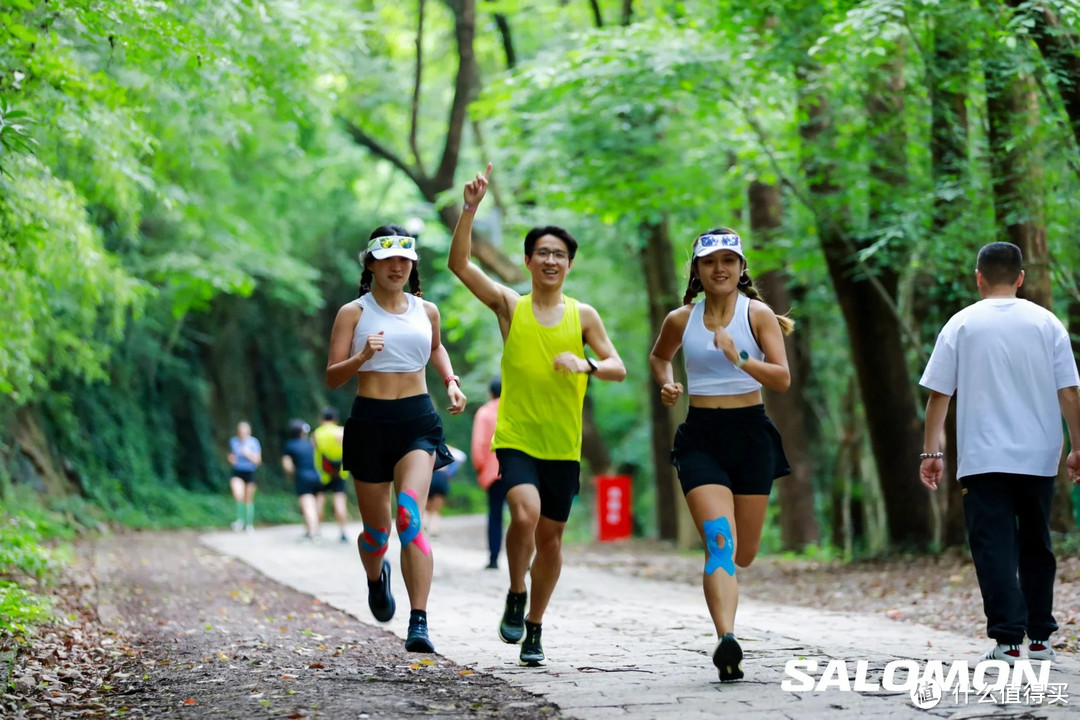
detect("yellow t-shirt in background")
[312,423,350,484]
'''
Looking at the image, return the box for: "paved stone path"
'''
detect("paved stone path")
[202,517,1079,719]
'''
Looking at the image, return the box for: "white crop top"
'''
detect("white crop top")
[351,293,432,372]
[682,292,764,395]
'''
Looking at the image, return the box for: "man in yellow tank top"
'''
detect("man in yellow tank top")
[448,164,626,667]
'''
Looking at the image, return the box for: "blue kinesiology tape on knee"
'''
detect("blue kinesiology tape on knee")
[396,489,431,555]
[703,516,736,576]
[360,524,389,556]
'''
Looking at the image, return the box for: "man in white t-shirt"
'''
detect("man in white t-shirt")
[920,242,1080,666]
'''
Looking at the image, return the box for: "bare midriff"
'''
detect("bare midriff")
[689,389,763,409]
[356,369,428,400]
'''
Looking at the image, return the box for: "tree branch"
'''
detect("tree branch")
[588,0,604,28]
[341,119,427,192]
[486,0,517,69]
[410,0,427,174]
[434,0,478,191]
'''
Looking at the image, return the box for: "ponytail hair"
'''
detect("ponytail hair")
[737,270,795,336]
[358,224,423,298]
[358,268,373,298]
[407,264,423,297]
[682,271,704,305]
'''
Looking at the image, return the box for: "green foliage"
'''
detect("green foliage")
[2,0,1080,555]
[0,515,58,638]
[0,516,58,579]
[0,102,36,173]
[0,155,143,402]
[0,583,52,637]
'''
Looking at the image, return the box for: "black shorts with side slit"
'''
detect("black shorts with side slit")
[342,394,453,485]
[671,404,789,496]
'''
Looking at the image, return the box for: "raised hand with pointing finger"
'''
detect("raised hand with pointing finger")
[463,163,492,212]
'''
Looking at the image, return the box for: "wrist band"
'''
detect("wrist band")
[463,203,476,212]
[919,452,944,460]
[444,374,461,388]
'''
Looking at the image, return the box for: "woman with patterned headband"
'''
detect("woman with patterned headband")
[325,224,467,654]
[648,227,794,682]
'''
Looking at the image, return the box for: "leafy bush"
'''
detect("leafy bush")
[0,515,58,638]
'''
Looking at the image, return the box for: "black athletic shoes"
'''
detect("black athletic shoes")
[499,590,527,644]
[405,610,435,653]
[713,633,744,681]
[367,560,396,622]
[519,621,545,666]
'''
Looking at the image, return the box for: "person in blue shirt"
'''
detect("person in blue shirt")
[228,421,263,532]
[282,419,323,541]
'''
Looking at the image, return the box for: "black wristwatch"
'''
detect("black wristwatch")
[585,357,598,375]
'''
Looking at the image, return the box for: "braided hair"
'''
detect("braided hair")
[357,224,423,298]
[681,227,795,335]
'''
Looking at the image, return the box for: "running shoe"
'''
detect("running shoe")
[230,520,244,532]
[982,643,1021,665]
[498,590,527,644]
[405,614,435,653]
[1028,640,1055,662]
[519,621,545,666]
[713,633,744,681]
[367,560,396,622]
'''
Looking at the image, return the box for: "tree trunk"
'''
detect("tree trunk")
[581,394,611,477]
[1071,298,1080,532]
[484,0,517,69]
[927,14,972,548]
[748,181,819,550]
[986,70,1048,304]
[831,377,864,556]
[797,59,932,549]
[985,62,1073,530]
[640,219,684,542]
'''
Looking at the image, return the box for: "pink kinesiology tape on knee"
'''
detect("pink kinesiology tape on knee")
[396,489,431,555]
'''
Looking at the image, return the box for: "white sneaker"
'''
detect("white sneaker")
[231,520,244,532]
[983,643,1021,665]
[245,525,255,534]
[1028,641,1055,662]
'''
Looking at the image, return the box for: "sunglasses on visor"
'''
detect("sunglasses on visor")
[375,236,415,250]
[696,234,740,248]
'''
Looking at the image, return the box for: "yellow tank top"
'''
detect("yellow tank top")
[312,423,350,484]
[493,294,587,460]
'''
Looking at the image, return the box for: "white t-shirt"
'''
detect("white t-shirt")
[920,297,1080,479]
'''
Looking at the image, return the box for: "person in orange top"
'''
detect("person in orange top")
[472,376,504,569]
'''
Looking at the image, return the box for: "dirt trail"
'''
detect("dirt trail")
[4,530,561,720]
